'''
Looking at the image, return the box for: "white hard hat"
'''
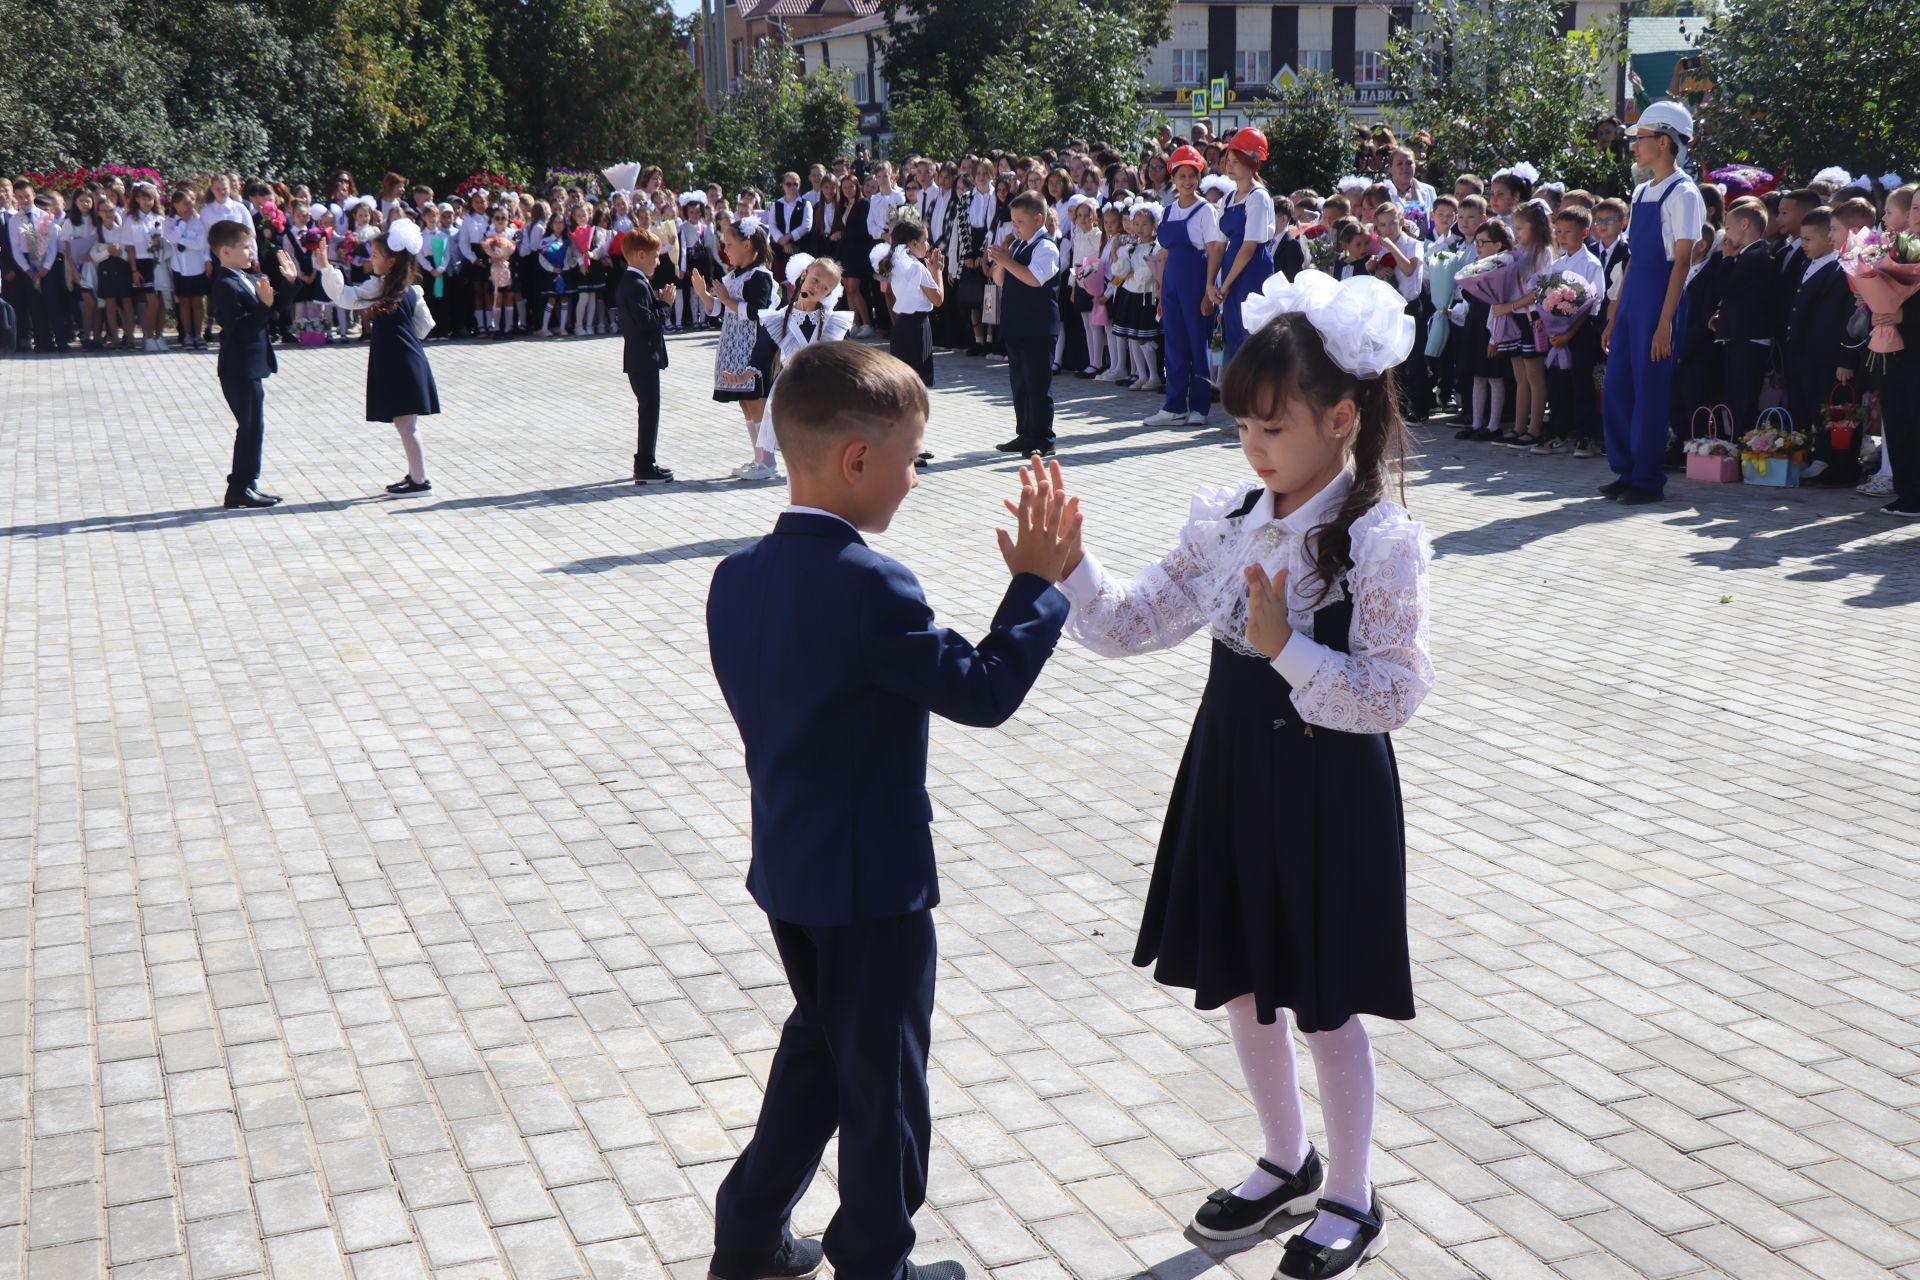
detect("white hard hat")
[1631,100,1694,144]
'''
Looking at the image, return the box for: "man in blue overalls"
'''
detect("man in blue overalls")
[1600,101,1706,505]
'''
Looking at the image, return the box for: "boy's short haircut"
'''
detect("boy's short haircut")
[1726,204,1766,236]
[1799,206,1834,236]
[1321,194,1351,218]
[620,228,661,257]
[1593,197,1628,221]
[207,220,255,254]
[1782,188,1821,212]
[1455,174,1485,194]
[1552,205,1593,231]
[1833,196,1876,226]
[1458,193,1487,215]
[1431,193,1458,211]
[1559,189,1595,208]
[1008,190,1046,219]
[1272,195,1294,223]
[242,179,270,199]
[772,343,929,464]
[1333,216,1367,246]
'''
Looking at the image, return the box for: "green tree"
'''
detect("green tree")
[0,0,182,171]
[884,90,970,161]
[699,42,855,195]
[1249,69,1352,195]
[1693,0,1920,180]
[1382,0,1626,186]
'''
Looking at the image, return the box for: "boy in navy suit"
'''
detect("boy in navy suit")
[615,228,676,483]
[207,220,294,509]
[1780,208,1859,484]
[706,342,1079,1280]
[1710,202,1777,436]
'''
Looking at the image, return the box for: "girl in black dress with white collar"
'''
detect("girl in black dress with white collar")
[1047,269,1432,1279]
[316,219,440,494]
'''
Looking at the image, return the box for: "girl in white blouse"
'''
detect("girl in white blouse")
[1046,270,1429,1280]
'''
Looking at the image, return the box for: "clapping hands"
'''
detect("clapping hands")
[998,455,1082,583]
[1243,563,1293,659]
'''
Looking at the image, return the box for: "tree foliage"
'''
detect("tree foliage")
[1693,0,1920,180]
[0,0,704,191]
[1251,70,1353,195]
[1382,0,1627,186]
[883,0,1168,155]
[698,42,856,196]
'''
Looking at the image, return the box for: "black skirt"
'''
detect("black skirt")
[365,292,441,422]
[96,257,132,300]
[1134,601,1415,1033]
[174,271,210,298]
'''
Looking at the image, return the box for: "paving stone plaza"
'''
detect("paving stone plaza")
[5,333,1920,1280]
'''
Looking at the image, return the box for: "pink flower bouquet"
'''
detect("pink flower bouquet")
[1839,228,1920,364]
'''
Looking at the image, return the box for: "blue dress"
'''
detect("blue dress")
[366,290,440,422]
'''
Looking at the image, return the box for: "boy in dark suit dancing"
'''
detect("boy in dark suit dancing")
[705,343,1079,1280]
[207,220,294,509]
[615,229,676,483]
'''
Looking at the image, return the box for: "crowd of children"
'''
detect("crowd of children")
[5,113,1915,515]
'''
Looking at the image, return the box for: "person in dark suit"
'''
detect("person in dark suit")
[615,228,675,483]
[1710,203,1777,436]
[1781,208,1860,483]
[1770,189,1820,343]
[705,343,1078,1280]
[1669,243,1725,446]
[986,190,1063,456]
[2,180,35,353]
[207,220,294,509]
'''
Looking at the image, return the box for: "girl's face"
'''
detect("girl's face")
[1489,182,1515,215]
[1474,229,1502,259]
[1102,209,1123,237]
[75,192,94,215]
[973,163,993,190]
[1073,204,1095,231]
[797,263,837,306]
[211,177,229,200]
[840,176,859,202]
[171,197,192,220]
[371,242,394,274]
[1131,212,1155,240]
[1171,165,1199,199]
[1238,389,1354,499]
[472,193,489,214]
[1080,172,1100,195]
[903,183,921,203]
[492,212,509,233]
[1374,208,1401,239]
[1514,216,1539,247]
[723,229,754,268]
[1225,151,1257,183]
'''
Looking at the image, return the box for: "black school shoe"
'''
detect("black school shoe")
[1617,487,1663,505]
[1190,1146,1324,1241]
[1277,1192,1388,1279]
[707,1236,823,1280]
[385,476,432,495]
[1596,478,1629,498]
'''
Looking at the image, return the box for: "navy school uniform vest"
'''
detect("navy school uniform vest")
[1000,234,1060,344]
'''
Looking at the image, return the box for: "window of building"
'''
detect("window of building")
[1172,48,1205,85]
[1235,49,1270,85]
[1300,49,1332,74]
[732,39,744,76]
[1355,50,1388,84]
[852,69,870,103]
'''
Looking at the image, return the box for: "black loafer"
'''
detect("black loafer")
[1191,1146,1324,1241]
[707,1236,823,1280]
[1617,487,1663,505]
[634,465,674,484]
[223,488,280,509]
[385,477,432,495]
[1596,478,1630,498]
[995,437,1030,453]
[1277,1192,1388,1278]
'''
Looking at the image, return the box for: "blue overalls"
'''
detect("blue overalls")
[1218,191,1274,365]
[1603,175,1692,494]
[1159,200,1214,417]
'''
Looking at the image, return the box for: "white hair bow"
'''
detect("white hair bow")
[785,252,816,286]
[1812,166,1856,189]
[1504,161,1541,185]
[385,219,424,256]
[737,215,766,238]
[1336,175,1370,194]
[1880,172,1905,191]
[1240,269,1415,380]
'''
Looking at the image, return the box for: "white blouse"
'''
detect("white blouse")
[318,267,436,339]
[1226,186,1275,244]
[759,303,853,359]
[1058,474,1434,734]
[1164,197,1227,250]
[866,189,905,240]
[886,254,936,314]
[164,215,209,274]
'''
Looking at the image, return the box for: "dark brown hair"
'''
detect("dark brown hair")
[363,231,421,318]
[772,342,929,462]
[1220,313,1411,603]
[207,220,254,255]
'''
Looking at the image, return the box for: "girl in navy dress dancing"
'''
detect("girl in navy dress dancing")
[1047,268,1431,1279]
[315,219,441,495]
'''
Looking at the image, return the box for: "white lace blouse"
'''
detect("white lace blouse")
[1058,473,1435,734]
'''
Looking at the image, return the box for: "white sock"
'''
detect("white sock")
[1486,378,1507,433]
[1135,340,1154,384]
[1226,996,1311,1201]
[491,306,503,332]
[473,308,486,332]
[542,302,555,331]
[515,299,527,328]
[1876,428,1895,478]
[1302,1017,1377,1249]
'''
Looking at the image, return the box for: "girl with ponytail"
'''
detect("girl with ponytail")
[1032,267,1433,1280]
[315,220,442,495]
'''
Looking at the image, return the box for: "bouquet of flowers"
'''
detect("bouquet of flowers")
[1683,435,1737,458]
[1839,227,1920,367]
[1305,228,1339,274]
[1534,271,1592,317]
[544,166,601,195]
[1454,249,1514,285]
[1741,420,1809,460]
[19,209,52,266]
[483,232,517,289]
[254,201,286,249]
[1424,247,1468,358]
[454,171,519,199]
[1708,165,1778,198]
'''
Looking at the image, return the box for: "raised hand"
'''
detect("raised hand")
[1243,563,1292,659]
[275,249,296,281]
[997,454,1082,583]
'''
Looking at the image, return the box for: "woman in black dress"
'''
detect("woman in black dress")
[315,219,441,494]
[1045,291,1432,1279]
[836,173,877,336]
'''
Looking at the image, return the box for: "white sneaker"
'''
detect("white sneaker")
[1858,473,1895,497]
[1801,460,1829,480]
[852,324,873,339]
[145,337,162,352]
[1143,409,1188,427]
[1096,366,1126,382]
[736,462,783,482]
[1135,378,1163,393]
[729,459,760,479]
[1186,411,1208,426]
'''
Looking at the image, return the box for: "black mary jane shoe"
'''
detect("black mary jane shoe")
[1190,1146,1324,1242]
[385,476,432,495]
[1277,1192,1388,1279]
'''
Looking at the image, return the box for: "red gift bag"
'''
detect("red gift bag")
[1822,383,1865,452]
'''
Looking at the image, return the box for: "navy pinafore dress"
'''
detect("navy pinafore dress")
[1134,489,1416,1033]
[365,290,440,423]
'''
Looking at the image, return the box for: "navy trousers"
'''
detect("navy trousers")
[1006,338,1055,447]
[713,910,936,1280]
[221,375,266,499]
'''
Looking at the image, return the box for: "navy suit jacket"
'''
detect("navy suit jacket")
[1713,241,1777,346]
[1784,260,1856,383]
[707,512,1069,927]
[212,265,278,382]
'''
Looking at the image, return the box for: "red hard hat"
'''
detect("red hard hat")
[1226,128,1269,163]
[1167,145,1206,175]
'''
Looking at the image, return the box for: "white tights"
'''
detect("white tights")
[1131,339,1156,385]
[1225,996,1376,1248]
[1472,376,1507,433]
[394,414,426,483]
[1082,316,1107,371]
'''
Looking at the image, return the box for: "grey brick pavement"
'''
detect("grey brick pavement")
[3,329,1919,1280]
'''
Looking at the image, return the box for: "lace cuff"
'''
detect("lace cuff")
[1288,503,1435,733]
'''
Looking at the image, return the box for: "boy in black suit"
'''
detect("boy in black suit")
[705,343,1079,1280]
[1781,208,1860,483]
[1710,202,1776,435]
[207,220,294,509]
[614,229,676,483]
[986,191,1062,456]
